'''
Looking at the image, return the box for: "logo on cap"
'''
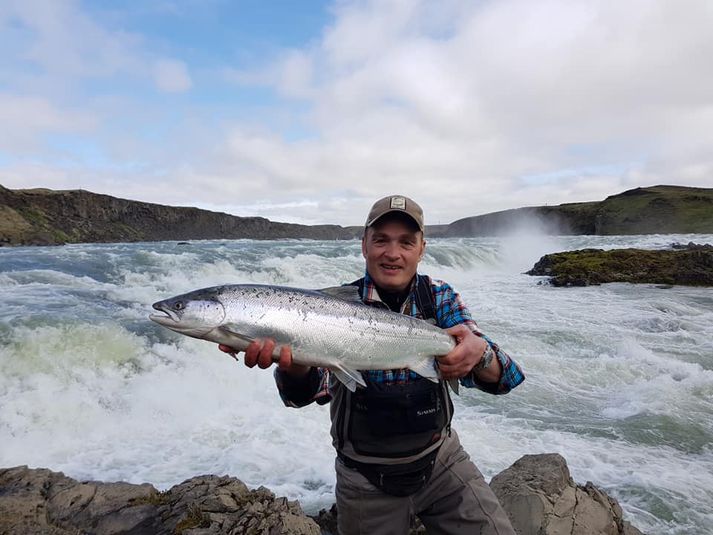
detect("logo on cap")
[390,196,406,210]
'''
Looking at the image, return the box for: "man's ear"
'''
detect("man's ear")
[361,234,367,259]
[419,238,426,260]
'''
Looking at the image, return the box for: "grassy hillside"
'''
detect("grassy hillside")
[0,185,360,246]
[1,184,711,246]
[445,185,713,236]
[593,185,713,234]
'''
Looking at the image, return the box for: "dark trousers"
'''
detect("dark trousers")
[335,431,515,535]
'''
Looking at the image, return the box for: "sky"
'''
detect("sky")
[1,0,712,226]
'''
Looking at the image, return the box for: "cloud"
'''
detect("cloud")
[202,0,713,224]
[0,93,96,152]
[0,1,192,161]
[2,0,712,226]
[0,0,141,79]
[153,59,192,93]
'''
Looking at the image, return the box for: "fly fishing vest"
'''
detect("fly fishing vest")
[329,275,454,495]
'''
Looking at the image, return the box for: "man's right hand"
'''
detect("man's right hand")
[218,340,311,377]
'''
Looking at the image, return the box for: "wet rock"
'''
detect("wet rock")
[0,466,320,535]
[0,456,646,535]
[526,246,713,286]
[0,465,160,534]
[490,454,644,535]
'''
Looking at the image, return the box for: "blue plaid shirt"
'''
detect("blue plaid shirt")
[276,272,525,407]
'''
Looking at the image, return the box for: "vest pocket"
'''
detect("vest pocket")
[349,379,447,458]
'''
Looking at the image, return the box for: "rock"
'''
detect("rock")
[311,504,339,535]
[0,456,647,534]
[0,465,161,534]
[0,466,320,535]
[526,246,713,287]
[490,454,644,535]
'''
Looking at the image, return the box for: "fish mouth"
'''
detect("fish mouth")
[149,303,180,326]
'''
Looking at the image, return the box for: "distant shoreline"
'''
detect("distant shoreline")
[2,184,712,246]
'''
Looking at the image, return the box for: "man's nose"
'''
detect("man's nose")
[383,242,399,258]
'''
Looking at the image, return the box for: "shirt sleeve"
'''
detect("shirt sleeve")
[432,279,525,395]
[274,367,332,407]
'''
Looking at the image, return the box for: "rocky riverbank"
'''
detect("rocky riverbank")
[527,242,713,287]
[0,453,644,535]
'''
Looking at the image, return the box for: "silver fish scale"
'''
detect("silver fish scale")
[218,285,454,369]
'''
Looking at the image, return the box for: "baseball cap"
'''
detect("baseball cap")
[365,195,424,231]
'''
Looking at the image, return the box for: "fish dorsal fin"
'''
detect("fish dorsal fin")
[331,364,367,392]
[317,285,363,303]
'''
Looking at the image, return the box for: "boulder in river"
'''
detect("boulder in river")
[526,243,713,286]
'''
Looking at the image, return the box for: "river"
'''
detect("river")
[1,233,712,534]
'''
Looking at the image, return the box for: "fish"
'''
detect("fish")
[149,284,457,392]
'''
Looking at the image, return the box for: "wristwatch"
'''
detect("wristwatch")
[474,344,494,371]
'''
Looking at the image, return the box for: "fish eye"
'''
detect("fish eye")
[173,301,185,311]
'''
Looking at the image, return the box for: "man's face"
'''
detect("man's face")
[362,216,426,292]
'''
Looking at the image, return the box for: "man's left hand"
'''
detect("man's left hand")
[438,325,502,383]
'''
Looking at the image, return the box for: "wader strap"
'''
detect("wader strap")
[348,278,365,299]
[414,275,435,321]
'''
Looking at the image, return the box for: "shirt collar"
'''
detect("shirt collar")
[362,270,418,306]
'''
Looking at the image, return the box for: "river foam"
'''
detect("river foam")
[1,235,712,534]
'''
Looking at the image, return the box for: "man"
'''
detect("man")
[220,195,524,535]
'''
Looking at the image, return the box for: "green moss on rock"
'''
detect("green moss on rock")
[527,243,713,286]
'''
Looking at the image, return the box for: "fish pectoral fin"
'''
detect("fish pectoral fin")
[213,328,254,353]
[447,379,460,396]
[409,358,439,383]
[215,328,284,361]
[316,285,363,303]
[331,364,366,392]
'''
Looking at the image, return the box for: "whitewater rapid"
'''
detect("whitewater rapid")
[1,234,712,534]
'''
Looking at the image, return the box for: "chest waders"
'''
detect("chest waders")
[331,275,454,497]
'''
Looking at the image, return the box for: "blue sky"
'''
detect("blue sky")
[1,0,712,225]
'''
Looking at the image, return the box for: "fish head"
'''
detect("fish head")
[149,288,226,337]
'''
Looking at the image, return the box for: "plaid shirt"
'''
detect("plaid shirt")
[275,272,525,407]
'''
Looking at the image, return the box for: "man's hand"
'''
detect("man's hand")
[218,340,311,377]
[438,325,502,383]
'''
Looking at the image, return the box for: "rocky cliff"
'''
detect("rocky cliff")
[0,185,361,246]
[2,184,711,246]
[445,185,713,237]
[0,453,644,535]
